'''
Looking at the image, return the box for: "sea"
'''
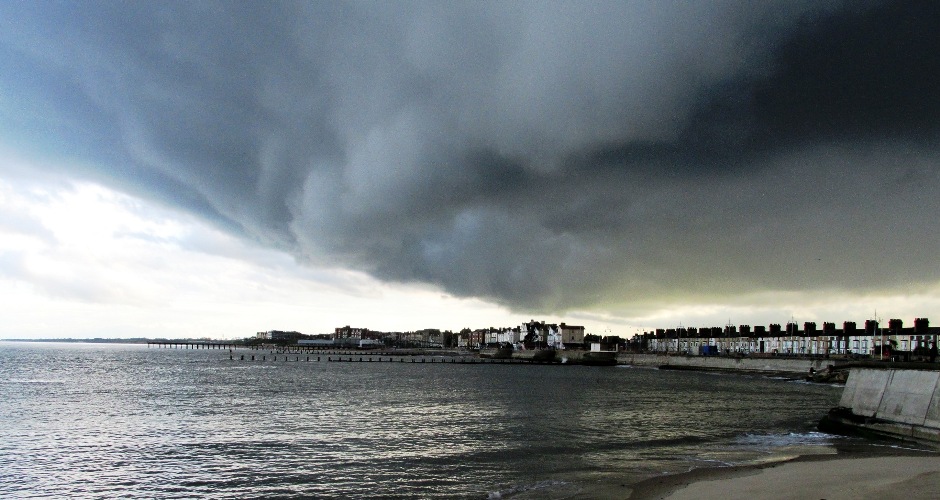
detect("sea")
[0,341,858,499]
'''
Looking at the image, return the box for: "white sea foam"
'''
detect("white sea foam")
[734,431,833,448]
[6,378,67,384]
[488,479,576,499]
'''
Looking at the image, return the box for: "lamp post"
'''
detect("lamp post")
[677,323,683,355]
[875,315,884,361]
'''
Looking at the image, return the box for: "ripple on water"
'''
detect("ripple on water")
[0,343,845,498]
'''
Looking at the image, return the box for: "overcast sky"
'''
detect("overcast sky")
[1,1,938,339]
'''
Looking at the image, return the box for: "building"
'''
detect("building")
[334,326,370,341]
[559,323,585,346]
[521,320,565,348]
[520,320,587,349]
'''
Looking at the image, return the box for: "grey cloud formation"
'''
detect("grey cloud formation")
[0,0,937,316]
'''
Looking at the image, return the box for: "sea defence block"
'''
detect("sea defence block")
[839,369,891,417]
[822,367,940,446]
[838,368,939,423]
[923,375,940,429]
[876,370,940,426]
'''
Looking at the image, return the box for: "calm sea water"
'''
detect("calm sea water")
[0,342,848,499]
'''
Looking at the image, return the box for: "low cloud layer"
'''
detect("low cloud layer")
[1,1,938,317]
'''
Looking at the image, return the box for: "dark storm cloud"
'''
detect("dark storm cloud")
[0,0,937,314]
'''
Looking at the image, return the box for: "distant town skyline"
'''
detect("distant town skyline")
[1,1,939,339]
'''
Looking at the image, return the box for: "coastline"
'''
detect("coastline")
[625,444,940,500]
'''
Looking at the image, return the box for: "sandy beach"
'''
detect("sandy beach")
[627,450,940,500]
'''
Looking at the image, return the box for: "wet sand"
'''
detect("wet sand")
[626,447,940,500]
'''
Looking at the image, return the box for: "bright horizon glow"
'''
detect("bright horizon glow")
[0,175,620,339]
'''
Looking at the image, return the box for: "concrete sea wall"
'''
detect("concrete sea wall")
[617,353,833,374]
[821,367,940,445]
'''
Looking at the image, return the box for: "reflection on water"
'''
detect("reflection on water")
[0,342,846,498]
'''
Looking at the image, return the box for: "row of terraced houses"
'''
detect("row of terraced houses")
[641,317,938,358]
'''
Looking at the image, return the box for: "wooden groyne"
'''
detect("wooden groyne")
[229,353,553,364]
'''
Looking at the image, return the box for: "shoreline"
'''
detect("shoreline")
[624,443,940,500]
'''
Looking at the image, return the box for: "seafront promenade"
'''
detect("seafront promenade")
[617,352,841,374]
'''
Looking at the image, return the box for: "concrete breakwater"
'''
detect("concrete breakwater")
[819,367,940,446]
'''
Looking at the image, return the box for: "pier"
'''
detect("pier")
[147,341,241,350]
